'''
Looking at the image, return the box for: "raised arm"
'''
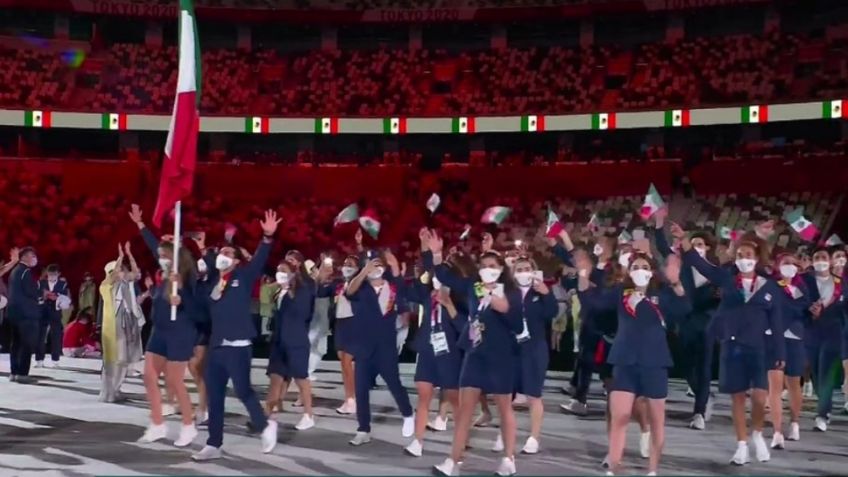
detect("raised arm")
[128,204,160,259]
[0,248,19,278]
[243,210,281,283]
[672,222,730,286]
[346,259,378,297]
[427,231,472,295]
[107,246,125,285]
[124,242,141,281]
[551,229,576,267]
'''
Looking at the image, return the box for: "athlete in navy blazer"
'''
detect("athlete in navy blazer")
[577,250,689,476]
[675,224,783,466]
[36,265,70,366]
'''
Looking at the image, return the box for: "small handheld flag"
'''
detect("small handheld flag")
[224,223,237,244]
[825,234,844,247]
[784,208,818,242]
[719,226,741,241]
[587,214,600,234]
[481,206,511,225]
[334,203,359,227]
[459,224,471,241]
[358,209,381,239]
[618,230,632,244]
[426,193,441,214]
[545,207,564,238]
[639,184,664,220]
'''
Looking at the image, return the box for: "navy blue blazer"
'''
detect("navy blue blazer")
[207,239,272,345]
[346,274,407,355]
[773,278,812,340]
[273,282,315,350]
[580,283,691,367]
[38,278,69,321]
[654,228,721,319]
[682,249,785,361]
[407,280,468,355]
[8,264,41,321]
[516,286,558,352]
[149,282,201,328]
[800,272,846,350]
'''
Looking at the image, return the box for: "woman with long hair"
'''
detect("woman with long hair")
[403,229,467,457]
[265,260,316,430]
[674,225,784,465]
[576,250,689,476]
[430,232,523,477]
[768,250,810,447]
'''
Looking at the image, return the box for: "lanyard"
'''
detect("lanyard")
[430,297,442,327]
[622,289,664,327]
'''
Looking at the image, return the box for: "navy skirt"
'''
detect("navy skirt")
[767,337,805,377]
[610,365,668,399]
[414,346,461,389]
[459,351,515,395]
[516,342,549,398]
[147,325,197,362]
[334,317,356,354]
[267,343,309,380]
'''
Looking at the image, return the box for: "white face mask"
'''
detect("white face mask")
[341,266,358,279]
[779,264,798,279]
[694,246,707,258]
[215,254,234,271]
[275,272,290,285]
[735,258,756,273]
[593,244,603,257]
[629,269,653,287]
[479,267,502,284]
[197,259,207,274]
[813,261,831,273]
[515,271,534,287]
[618,252,632,268]
[834,257,847,268]
[158,258,172,271]
[368,267,385,280]
[432,276,442,290]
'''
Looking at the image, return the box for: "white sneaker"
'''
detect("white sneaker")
[191,445,222,461]
[521,436,539,455]
[512,393,527,406]
[295,414,315,431]
[752,431,770,462]
[44,360,57,369]
[781,389,789,400]
[639,431,651,459]
[139,423,168,443]
[404,438,423,457]
[689,414,706,430]
[788,422,800,441]
[705,395,715,421]
[492,433,504,452]
[843,401,848,414]
[803,381,814,398]
[261,420,278,453]
[402,415,415,437]
[730,441,750,466]
[335,398,356,415]
[196,411,209,427]
[174,424,197,447]
[560,399,588,416]
[814,416,827,432]
[35,361,44,368]
[495,456,516,476]
[293,397,303,408]
[433,457,460,476]
[428,415,448,432]
[605,473,614,476]
[686,386,695,397]
[349,431,371,446]
[770,432,785,450]
[647,472,657,476]
[473,412,492,427]
[161,404,177,417]
[601,455,610,469]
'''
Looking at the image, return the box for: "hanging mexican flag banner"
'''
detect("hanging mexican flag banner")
[102,113,127,130]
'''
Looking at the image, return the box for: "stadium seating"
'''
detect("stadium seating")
[3,28,848,116]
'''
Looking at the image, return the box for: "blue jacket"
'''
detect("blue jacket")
[553,243,616,339]
[580,283,690,367]
[272,282,315,350]
[407,280,468,356]
[207,239,272,345]
[346,274,406,355]
[8,264,41,321]
[682,249,785,360]
[773,278,812,340]
[654,228,721,321]
[433,263,524,360]
[149,282,201,329]
[515,286,558,352]
[800,272,846,350]
[38,278,69,322]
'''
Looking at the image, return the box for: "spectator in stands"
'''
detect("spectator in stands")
[62,308,102,358]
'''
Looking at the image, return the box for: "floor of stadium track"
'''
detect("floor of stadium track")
[0,357,846,477]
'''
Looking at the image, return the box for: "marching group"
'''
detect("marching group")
[1,203,847,476]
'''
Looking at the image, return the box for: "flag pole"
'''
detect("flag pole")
[170,200,182,321]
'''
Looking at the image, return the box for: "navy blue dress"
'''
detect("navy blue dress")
[407,280,467,389]
[434,264,523,395]
[579,283,691,399]
[683,250,784,394]
[514,286,558,398]
[267,282,315,380]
